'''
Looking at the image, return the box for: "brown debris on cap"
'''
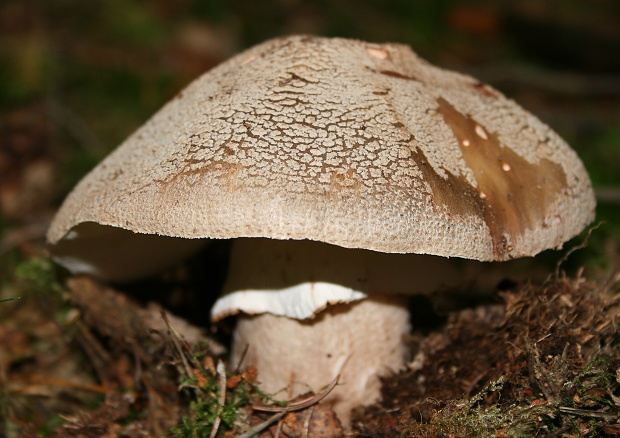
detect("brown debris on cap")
[47,35,595,272]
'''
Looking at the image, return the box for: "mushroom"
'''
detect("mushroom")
[47,36,596,425]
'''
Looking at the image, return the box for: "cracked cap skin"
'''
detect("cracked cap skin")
[47,35,596,274]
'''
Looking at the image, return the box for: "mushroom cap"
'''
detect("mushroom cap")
[47,35,595,280]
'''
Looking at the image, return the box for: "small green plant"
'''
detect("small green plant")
[172,388,248,437]
[169,366,253,438]
[14,257,64,296]
[163,308,255,438]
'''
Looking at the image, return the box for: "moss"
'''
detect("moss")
[14,256,64,296]
[170,369,252,437]
[405,378,514,438]
[354,277,620,437]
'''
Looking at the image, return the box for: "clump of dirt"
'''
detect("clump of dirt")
[352,275,620,437]
[7,272,226,438]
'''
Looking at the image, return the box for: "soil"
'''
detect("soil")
[3,255,620,437]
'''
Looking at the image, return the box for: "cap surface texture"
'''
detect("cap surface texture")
[48,35,596,266]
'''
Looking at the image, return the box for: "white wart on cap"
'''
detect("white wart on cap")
[47,36,596,425]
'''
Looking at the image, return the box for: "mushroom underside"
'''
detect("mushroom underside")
[216,238,464,425]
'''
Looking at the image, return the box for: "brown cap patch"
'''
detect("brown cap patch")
[436,98,567,257]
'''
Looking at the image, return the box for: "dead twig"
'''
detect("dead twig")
[209,360,227,438]
[302,405,316,438]
[472,64,620,97]
[235,411,288,438]
[596,186,620,204]
[273,415,284,438]
[252,373,340,413]
[234,343,250,374]
[73,319,113,383]
[525,338,556,403]
[237,376,341,438]
[559,406,618,421]
[160,308,198,379]
[8,374,108,393]
[554,222,601,278]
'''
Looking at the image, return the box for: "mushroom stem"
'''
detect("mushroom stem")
[232,294,409,426]
[215,238,462,425]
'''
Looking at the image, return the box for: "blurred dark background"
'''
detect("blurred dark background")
[1,0,619,273]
